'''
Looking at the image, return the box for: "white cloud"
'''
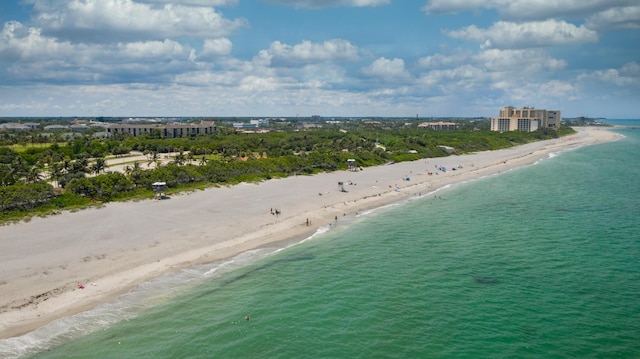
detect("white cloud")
[413,47,574,108]
[262,0,390,9]
[137,0,238,6]
[29,0,247,43]
[585,6,640,30]
[417,64,486,90]
[422,0,497,15]
[537,80,577,98]
[362,57,411,81]
[199,38,233,59]
[0,21,76,61]
[254,39,360,67]
[0,21,196,83]
[0,1,636,118]
[578,61,640,88]
[118,39,192,59]
[445,20,598,49]
[422,0,636,20]
[417,53,466,69]
[492,79,578,105]
[474,49,566,72]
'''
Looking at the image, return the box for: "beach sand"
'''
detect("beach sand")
[0,127,620,339]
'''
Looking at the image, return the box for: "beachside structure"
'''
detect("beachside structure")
[107,121,215,138]
[491,106,561,132]
[152,181,167,199]
[347,159,357,172]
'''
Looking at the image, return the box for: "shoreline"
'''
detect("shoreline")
[0,127,621,341]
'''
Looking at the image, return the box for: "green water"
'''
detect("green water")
[4,124,639,358]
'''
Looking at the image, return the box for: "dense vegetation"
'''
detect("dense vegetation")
[0,119,575,222]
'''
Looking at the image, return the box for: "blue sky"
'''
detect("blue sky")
[0,0,638,118]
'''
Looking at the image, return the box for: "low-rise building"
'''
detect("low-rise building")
[0,123,30,131]
[43,124,68,131]
[23,122,40,130]
[107,121,215,138]
[70,124,89,131]
[418,121,458,130]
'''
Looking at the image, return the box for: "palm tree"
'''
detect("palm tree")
[91,157,106,175]
[76,156,89,173]
[148,151,160,168]
[173,151,186,166]
[9,157,28,184]
[25,166,43,183]
[49,162,63,187]
[0,163,18,186]
[62,158,71,174]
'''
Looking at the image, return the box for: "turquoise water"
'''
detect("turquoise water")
[4,122,640,358]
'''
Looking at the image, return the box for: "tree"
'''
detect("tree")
[148,151,161,168]
[0,182,54,212]
[91,157,106,175]
[49,162,63,187]
[25,166,43,183]
[75,156,90,173]
[172,151,186,166]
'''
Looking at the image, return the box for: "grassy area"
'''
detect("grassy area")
[4,142,67,152]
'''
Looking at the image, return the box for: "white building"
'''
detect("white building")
[491,106,561,132]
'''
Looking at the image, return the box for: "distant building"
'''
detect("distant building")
[70,124,89,131]
[251,118,270,127]
[418,121,458,130]
[233,118,270,130]
[491,106,561,132]
[0,122,30,131]
[233,122,258,130]
[107,121,215,138]
[23,123,40,130]
[43,124,68,131]
[92,131,112,139]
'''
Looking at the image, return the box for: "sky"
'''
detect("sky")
[0,0,638,118]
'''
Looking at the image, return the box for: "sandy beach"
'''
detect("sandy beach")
[0,127,620,339]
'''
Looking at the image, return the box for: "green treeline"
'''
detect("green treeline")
[0,122,575,222]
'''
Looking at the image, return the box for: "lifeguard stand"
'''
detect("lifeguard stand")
[152,181,167,199]
[347,159,357,172]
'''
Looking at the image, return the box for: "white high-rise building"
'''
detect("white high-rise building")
[491,106,561,132]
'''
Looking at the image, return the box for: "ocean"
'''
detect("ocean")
[3,121,639,358]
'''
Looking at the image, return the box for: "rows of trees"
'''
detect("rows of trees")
[0,120,575,220]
